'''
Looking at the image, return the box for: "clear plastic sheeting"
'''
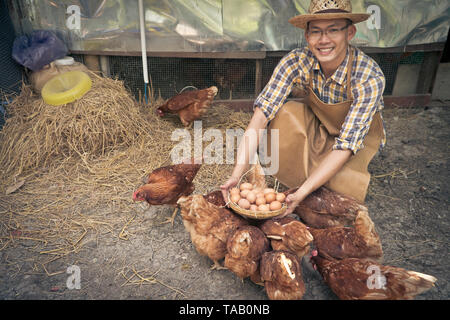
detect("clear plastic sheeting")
[7,0,450,53]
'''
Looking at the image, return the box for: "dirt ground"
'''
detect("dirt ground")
[0,102,448,300]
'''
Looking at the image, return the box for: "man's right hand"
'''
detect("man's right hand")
[220,176,240,205]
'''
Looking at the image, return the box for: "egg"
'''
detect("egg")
[246,191,256,204]
[258,204,270,211]
[264,192,276,203]
[240,189,250,198]
[253,188,263,194]
[230,193,241,203]
[240,182,253,191]
[250,204,258,211]
[256,192,265,199]
[238,198,251,210]
[263,188,275,194]
[255,197,266,206]
[275,192,286,203]
[269,200,282,211]
[230,188,240,195]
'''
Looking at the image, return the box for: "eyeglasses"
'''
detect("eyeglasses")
[306,23,352,40]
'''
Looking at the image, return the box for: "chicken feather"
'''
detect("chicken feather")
[260,217,313,259]
[309,210,383,262]
[156,86,218,126]
[290,186,367,228]
[260,250,306,300]
[311,255,437,300]
[177,195,248,269]
[133,159,201,225]
[224,225,269,282]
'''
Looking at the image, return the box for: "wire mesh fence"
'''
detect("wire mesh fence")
[74,51,426,100]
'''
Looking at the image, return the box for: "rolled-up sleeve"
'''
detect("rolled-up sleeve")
[333,73,385,154]
[254,50,305,121]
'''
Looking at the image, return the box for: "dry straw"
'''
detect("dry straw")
[0,73,252,274]
[0,72,148,176]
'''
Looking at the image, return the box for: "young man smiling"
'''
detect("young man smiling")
[221,0,386,216]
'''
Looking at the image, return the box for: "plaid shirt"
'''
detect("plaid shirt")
[255,46,386,154]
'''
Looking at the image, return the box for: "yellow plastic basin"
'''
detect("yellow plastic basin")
[41,71,92,106]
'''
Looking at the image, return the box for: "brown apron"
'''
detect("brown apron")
[267,47,384,203]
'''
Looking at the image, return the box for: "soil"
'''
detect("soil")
[0,103,448,300]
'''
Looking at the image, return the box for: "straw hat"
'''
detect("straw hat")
[289,0,370,29]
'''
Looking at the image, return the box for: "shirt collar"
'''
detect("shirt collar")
[311,46,351,85]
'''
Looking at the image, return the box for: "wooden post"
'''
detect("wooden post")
[84,55,101,73]
[255,59,262,97]
[99,55,110,77]
[416,51,442,94]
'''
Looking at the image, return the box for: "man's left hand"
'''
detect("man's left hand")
[280,190,306,218]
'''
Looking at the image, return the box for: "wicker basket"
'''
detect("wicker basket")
[228,194,287,220]
[226,162,287,219]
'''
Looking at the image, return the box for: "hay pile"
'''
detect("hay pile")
[0,74,252,272]
[0,73,148,176]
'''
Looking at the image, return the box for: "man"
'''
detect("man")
[221,0,386,217]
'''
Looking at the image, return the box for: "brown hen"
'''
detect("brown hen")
[177,194,248,270]
[260,216,313,259]
[311,253,437,300]
[203,190,226,207]
[132,159,201,225]
[292,186,367,228]
[224,225,270,284]
[309,210,383,262]
[260,250,306,300]
[156,86,218,127]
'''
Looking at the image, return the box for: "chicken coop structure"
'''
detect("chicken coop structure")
[66,48,442,104]
[4,0,450,110]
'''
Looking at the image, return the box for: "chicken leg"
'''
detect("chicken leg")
[161,207,179,226]
[210,260,227,271]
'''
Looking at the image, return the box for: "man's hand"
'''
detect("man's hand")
[278,189,306,218]
[220,176,240,205]
[278,149,352,218]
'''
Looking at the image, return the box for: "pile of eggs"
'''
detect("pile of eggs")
[229,182,286,212]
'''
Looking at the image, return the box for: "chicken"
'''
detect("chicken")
[260,250,306,300]
[132,159,201,225]
[310,252,437,300]
[203,189,226,207]
[260,216,313,259]
[309,210,383,262]
[292,186,367,228]
[213,60,247,100]
[177,194,248,269]
[224,225,270,283]
[156,86,218,127]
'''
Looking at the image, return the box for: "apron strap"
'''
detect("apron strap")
[308,45,354,99]
[346,46,353,99]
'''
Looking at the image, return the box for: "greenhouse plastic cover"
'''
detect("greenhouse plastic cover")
[8,0,450,53]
